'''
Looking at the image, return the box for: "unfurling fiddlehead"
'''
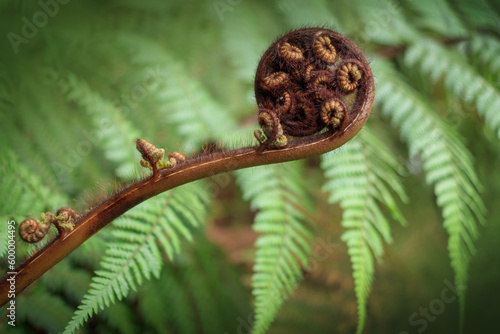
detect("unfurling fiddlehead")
[19,207,77,243]
[254,28,370,151]
[2,27,373,306]
[135,138,185,179]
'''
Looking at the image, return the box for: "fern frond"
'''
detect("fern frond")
[98,34,238,150]
[222,7,270,84]
[321,128,407,334]
[99,301,139,334]
[466,34,500,77]
[404,39,500,138]
[17,288,74,333]
[152,61,238,149]
[236,162,314,334]
[64,182,208,333]
[54,71,141,178]
[374,58,486,322]
[136,236,251,334]
[2,126,66,191]
[0,149,66,259]
[42,260,92,303]
[0,150,65,217]
[337,0,418,45]
[138,264,197,334]
[406,0,467,38]
[453,0,500,32]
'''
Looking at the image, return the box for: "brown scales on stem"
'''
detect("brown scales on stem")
[0,27,374,306]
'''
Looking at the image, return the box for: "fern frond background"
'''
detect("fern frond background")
[1,0,500,333]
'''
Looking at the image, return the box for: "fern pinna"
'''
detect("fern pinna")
[65,183,208,333]
[321,129,407,334]
[374,59,486,322]
[1,26,374,333]
[236,162,314,334]
[1,1,498,331]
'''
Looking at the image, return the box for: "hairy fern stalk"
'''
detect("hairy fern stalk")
[1,0,499,333]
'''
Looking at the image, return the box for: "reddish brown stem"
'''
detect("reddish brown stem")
[0,28,374,306]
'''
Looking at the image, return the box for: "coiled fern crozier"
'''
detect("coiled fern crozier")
[1,27,374,333]
[1,1,498,333]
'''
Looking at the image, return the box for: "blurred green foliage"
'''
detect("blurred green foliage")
[0,0,499,333]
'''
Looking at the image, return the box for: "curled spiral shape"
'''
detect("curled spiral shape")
[19,218,51,243]
[279,42,304,61]
[261,72,290,91]
[19,207,78,243]
[57,207,77,222]
[254,27,372,145]
[337,60,364,92]
[313,34,337,64]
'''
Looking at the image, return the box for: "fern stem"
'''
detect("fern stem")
[0,93,372,306]
[0,27,375,307]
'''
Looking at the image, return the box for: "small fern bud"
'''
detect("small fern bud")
[253,129,267,144]
[168,152,186,164]
[56,207,77,222]
[136,139,181,178]
[19,207,78,243]
[19,218,51,243]
[255,110,287,150]
[55,207,77,233]
[157,157,177,169]
[136,138,164,166]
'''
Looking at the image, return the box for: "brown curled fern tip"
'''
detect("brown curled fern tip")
[0,27,374,306]
[19,207,77,243]
[254,27,371,150]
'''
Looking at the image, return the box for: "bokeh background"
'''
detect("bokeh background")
[0,0,500,333]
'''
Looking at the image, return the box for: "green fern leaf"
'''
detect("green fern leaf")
[64,182,208,333]
[406,0,467,38]
[99,301,139,334]
[375,58,486,323]
[100,34,238,149]
[0,149,65,218]
[236,162,314,334]
[466,34,500,77]
[321,128,407,334]
[54,71,141,177]
[17,288,74,333]
[152,61,239,149]
[42,260,92,303]
[453,0,500,32]
[0,149,66,259]
[138,264,197,334]
[405,39,500,138]
[222,8,270,84]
